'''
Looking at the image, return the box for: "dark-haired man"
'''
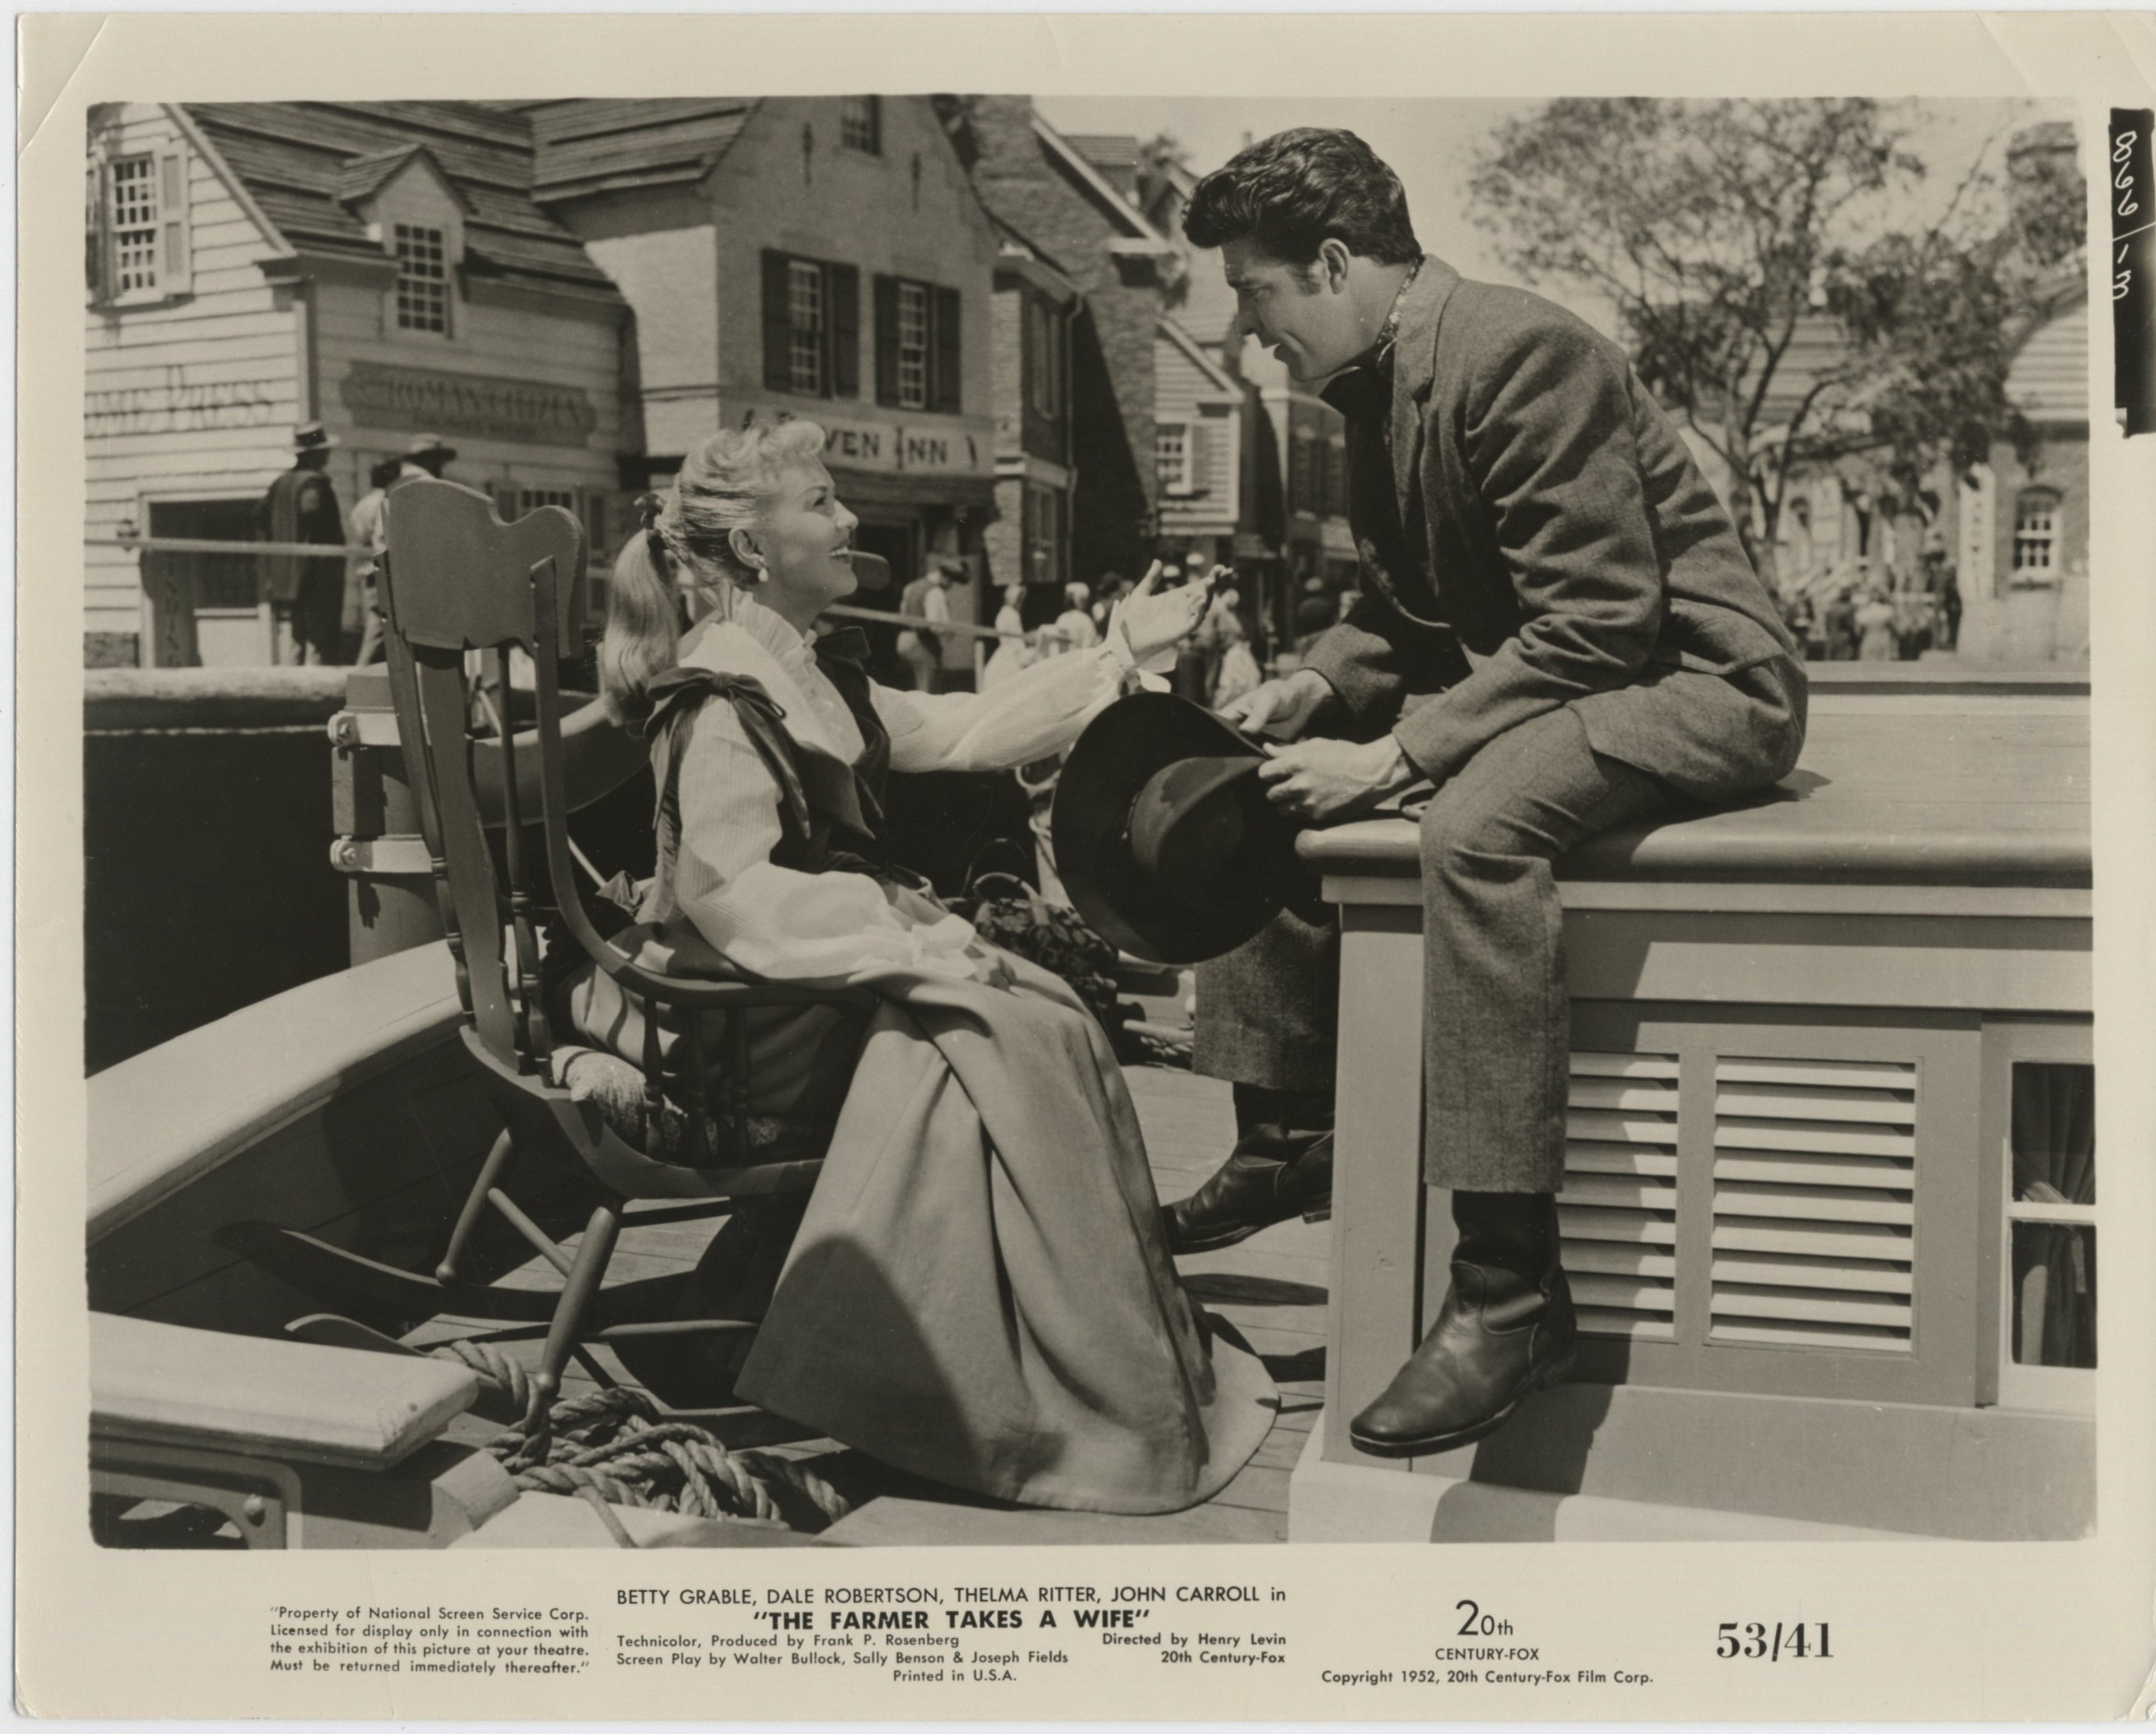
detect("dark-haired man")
[1167,128,1806,1458]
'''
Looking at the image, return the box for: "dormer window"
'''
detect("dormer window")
[840,97,881,155]
[395,223,449,333]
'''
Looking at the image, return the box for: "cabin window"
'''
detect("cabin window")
[840,96,881,155]
[761,252,859,400]
[393,223,449,334]
[2011,488,2060,579]
[2006,1061,2095,1371]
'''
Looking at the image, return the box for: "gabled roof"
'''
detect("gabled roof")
[335,145,461,211]
[1030,114,1177,253]
[519,99,761,203]
[181,101,620,295]
[991,214,1072,277]
[1158,316,1241,396]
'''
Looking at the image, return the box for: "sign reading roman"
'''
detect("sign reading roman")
[340,361,598,446]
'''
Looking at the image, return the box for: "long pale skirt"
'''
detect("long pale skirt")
[735,953,1277,1513]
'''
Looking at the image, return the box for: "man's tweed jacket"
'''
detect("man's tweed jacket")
[1304,255,1806,801]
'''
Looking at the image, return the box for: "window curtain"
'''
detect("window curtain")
[2011,1063,2096,1369]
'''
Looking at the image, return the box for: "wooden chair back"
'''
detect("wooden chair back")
[378,480,589,1080]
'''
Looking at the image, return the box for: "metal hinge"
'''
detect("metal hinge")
[329,835,434,876]
[327,709,401,749]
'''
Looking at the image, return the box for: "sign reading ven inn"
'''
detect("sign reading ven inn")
[339,361,600,446]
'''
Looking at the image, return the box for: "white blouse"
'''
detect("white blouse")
[665,596,1148,983]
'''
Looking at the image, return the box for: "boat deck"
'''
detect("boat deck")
[414,1063,1324,1546]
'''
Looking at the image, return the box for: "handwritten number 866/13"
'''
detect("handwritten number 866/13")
[1717,1623,1832,1661]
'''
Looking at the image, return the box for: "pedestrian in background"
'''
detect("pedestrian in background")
[1855,588,1897,661]
[983,581,1034,690]
[896,563,951,691]
[254,421,346,666]
[1052,581,1099,656]
[343,455,404,665]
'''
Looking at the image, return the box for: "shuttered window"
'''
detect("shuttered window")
[763,251,859,400]
[1708,1056,1916,1352]
[1560,1053,1681,1340]
[1157,421,1192,494]
[873,276,960,412]
[92,146,190,303]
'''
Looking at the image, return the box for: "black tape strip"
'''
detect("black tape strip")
[2112,109,2156,435]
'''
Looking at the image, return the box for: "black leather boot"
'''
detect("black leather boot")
[1164,1086,1333,1254]
[1347,1189,1575,1457]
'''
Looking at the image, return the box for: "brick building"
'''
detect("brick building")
[520,97,999,663]
[950,99,1183,604]
[1116,142,1356,664]
[84,101,631,668]
[984,219,1079,608]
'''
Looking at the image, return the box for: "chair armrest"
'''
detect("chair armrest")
[581,941,876,1018]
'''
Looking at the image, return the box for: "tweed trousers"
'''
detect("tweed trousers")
[1195,703,1669,1194]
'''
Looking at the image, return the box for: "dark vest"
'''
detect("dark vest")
[637,626,893,923]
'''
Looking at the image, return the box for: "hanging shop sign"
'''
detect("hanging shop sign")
[339,361,598,446]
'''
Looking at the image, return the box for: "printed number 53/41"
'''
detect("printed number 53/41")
[1717,1622,1832,1660]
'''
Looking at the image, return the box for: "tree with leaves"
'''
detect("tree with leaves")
[1467,99,2082,590]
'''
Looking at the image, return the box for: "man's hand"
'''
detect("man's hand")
[1218,666,1335,741]
[1258,734,1420,825]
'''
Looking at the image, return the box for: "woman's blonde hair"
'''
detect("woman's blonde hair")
[598,419,827,717]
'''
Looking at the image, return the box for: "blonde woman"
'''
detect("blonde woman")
[561,420,1273,1514]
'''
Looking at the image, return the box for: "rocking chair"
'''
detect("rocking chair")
[243,480,871,1425]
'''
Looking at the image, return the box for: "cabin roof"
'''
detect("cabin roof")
[182,101,622,295]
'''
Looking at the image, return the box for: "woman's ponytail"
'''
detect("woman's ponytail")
[597,492,684,726]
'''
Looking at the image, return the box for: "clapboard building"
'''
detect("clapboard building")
[84,101,632,668]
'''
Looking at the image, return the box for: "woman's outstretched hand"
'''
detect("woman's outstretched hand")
[1112,560,1224,668]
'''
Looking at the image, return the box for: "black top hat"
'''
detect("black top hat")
[1054,692,1321,966]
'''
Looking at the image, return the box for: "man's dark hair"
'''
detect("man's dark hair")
[1183,128,1420,267]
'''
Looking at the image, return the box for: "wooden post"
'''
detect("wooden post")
[331,668,444,966]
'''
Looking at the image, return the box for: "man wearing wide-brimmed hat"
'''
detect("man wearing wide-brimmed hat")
[399,432,456,480]
[1161,128,1807,1460]
[253,421,347,666]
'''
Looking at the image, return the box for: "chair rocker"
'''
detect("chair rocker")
[236,480,871,1428]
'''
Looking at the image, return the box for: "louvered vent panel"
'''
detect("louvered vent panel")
[1560,1051,1679,1340]
[1710,1056,1915,1351]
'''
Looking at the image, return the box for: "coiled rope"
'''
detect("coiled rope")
[430,1349,850,1537]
